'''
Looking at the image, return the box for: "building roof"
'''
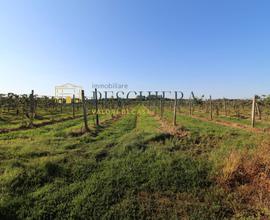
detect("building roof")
[55,83,83,89]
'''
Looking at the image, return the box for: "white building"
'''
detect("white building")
[55,83,83,101]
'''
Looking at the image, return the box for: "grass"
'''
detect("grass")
[0,106,269,219]
[216,115,270,129]
[173,105,270,130]
[0,106,84,130]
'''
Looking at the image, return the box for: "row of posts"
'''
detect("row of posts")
[156,94,260,128]
[81,89,99,132]
[27,89,99,132]
[27,90,260,130]
[209,95,258,128]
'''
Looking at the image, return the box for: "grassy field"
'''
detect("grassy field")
[0,105,83,130]
[0,106,269,219]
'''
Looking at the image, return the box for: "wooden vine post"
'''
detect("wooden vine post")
[205,100,209,113]
[0,95,2,118]
[173,92,177,126]
[251,95,256,128]
[189,97,192,116]
[72,94,75,118]
[160,98,163,119]
[153,93,157,115]
[223,98,227,116]
[148,96,151,110]
[153,97,156,115]
[29,90,35,127]
[159,98,162,118]
[110,97,114,119]
[216,105,219,116]
[210,95,213,120]
[95,88,99,126]
[255,103,261,120]
[81,90,90,132]
[60,98,63,113]
[178,98,181,113]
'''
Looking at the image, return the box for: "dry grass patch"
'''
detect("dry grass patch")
[218,143,270,217]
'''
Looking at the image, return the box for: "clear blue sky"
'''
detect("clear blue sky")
[0,0,269,98]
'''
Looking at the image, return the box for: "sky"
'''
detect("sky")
[0,0,270,98]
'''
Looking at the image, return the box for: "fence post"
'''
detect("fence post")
[81,90,90,132]
[210,95,213,120]
[251,95,256,128]
[95,88,99,126]
[173,92,177,126]
[72,94,75,118]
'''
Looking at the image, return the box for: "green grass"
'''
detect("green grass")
[216,115,270,129]
[0,106,84,130]
[0,106,268,219]
[157,108,266,176]
[174,105,270,130]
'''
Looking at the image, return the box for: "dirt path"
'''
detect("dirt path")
[68,114,122,137]
[149,112,189,138]
[148,108,264,135]
[190,114,264,133]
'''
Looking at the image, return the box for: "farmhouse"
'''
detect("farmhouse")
[55,83,83,103]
